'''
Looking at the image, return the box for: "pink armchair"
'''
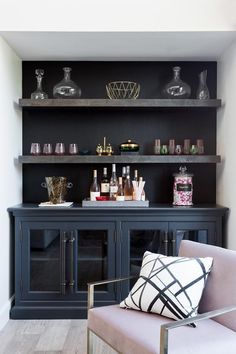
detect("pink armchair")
[87,240,236,354]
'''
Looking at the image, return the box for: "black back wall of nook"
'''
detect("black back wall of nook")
[22,61,217,204]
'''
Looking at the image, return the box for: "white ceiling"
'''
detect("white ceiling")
[1,31,236,61]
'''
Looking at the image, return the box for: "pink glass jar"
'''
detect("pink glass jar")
[173,166,193,206]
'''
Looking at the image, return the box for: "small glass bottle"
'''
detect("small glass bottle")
[53,67,81,98]
[31,69,48,99]
[90,170,100,201]
[116,177,125,201]
[109,164,118,200]
[101,167,110,197]
[163,66,191,99]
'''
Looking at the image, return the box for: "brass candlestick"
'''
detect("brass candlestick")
[96,137,113,156]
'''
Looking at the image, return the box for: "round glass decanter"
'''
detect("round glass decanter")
[196,70,210,99]
[53,67,81,98]
[31,69,48,99]
[163,66,191,99]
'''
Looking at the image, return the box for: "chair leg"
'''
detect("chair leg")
[87,328,93,354]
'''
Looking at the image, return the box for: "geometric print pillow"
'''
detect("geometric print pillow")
[120,251,213,321]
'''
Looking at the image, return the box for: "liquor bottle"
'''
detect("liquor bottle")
[116,177,125,201]
[124,175,133,201]
[109,164,118,200]
[101,167,110,197]
[139,176,146,201]
[90,170,100,201]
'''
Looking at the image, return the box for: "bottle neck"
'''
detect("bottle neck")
[173,67,180,80]
[93,170,97,183]
[103,168,107,178]
[63,68,71,81]
[36,76,43,90]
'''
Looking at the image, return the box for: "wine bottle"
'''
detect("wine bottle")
[124,175,133,201]
[101,167,109,197]
[90,169,100,201]
[116,177,125,201]
[109,163,118,200]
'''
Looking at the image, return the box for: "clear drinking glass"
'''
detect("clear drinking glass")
[43,143,53,155]
[31,69,48,99]
[55,143,65,155]
[30,143,41,155]
[69,143,78,155]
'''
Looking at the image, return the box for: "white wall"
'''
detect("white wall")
[0,0,235,31]
[0,37,22,329]
[217,39,236,250]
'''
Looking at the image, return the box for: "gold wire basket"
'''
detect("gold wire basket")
[106,81,140,99]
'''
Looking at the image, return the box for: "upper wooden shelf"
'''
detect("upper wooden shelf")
[18,155,221,164]
[19,98,222,108]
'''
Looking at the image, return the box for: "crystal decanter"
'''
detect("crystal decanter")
[31,69,48,99]
[163,66,191,99]
[53,67,81,98]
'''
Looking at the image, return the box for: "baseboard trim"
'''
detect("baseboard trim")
[0,296,14,330]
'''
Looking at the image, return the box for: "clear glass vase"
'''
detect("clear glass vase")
[31,69,48,99]
[53,67,81,98]
[196,70,210,99]
[163,66,191,99]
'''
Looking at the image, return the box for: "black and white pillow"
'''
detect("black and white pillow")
[120,252,213,321]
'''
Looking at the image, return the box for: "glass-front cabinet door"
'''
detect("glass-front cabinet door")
[169,221,216,256]
[121,221,168,294]
[21,221,116,304]
[73,221,116,304]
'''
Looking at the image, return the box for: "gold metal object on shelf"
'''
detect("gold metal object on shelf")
[96,137,114,156]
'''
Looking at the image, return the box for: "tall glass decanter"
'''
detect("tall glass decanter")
[31,69,48,99]
[53,67,81,98]
[196,70,210,99]
[163,66,191,99]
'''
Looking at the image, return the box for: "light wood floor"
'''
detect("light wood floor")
[0,320,116,354]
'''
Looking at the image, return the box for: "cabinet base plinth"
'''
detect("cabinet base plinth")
[10,306,87,319]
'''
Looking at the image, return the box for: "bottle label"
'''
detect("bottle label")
[116,196,125,201]
[110,185,118,193]
[124,195,133,201]
[177,183,192,192]
[90,191,100,201]
[101,183,110,193]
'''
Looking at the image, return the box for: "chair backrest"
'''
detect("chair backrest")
[179,240,236,331]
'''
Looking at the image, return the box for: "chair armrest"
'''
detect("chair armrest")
[87,276,136,310]
[160,305,236,354]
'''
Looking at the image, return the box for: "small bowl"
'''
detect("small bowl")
[106,81,140,99]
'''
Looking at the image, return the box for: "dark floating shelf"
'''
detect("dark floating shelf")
[18,155,221,164]
[19,98,222,108]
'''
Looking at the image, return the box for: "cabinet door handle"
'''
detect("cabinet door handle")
[60,231,67,295]
[68,231,75,293]
[163,231,168,255]
[171,232,176,256]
